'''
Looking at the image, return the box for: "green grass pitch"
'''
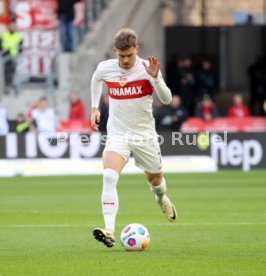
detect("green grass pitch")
[0,171,266,276]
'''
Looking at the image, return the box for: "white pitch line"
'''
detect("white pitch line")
[0,222,266,228]
[1,211,266,216]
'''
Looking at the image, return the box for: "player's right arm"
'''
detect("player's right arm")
[91,64,104,131]
[143,57,172,105]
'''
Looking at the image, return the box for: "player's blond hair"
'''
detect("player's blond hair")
[113,28,137,50]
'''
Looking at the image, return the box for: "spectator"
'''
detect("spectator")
[197,60,215,100]
[0,104,9,135]
[31,97,56,133]
[99,94,109,132]
[27,101,39,120]
[179,57,196,115]
[69,92,86,119]
[248,55,266,115]
[0,22,23,94]
[196,94,219,121]
[245,14,254,25]
[16,113,30,134]
[57,0,81,52]
[155,95,188,131]
[175,58,186,93]
[166,55,179,94]
[227,94,250,118]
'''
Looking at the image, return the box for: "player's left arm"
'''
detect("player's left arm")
[142,56,172,105]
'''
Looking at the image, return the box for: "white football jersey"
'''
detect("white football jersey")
[91,56,171,139]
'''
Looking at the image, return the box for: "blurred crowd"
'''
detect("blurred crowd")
[151,55,265,131]
[0,92,87,135]
[0,89,256,135]
[1,53,264,134]
[0,53,264,134]
[166,57,216,114]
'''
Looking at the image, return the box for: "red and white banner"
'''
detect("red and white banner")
[15,0,59,77]
[15,0,58,30]
[0,0,9,25]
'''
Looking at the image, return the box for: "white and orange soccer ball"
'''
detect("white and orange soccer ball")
[120,223,150,251]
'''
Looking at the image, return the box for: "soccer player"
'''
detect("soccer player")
[91,28,177,247]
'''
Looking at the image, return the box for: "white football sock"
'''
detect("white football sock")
[149,178,166,202]
[101,168,119,233]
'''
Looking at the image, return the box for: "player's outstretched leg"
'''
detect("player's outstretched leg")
[156,194,177,222]
[149,178,177,222]
[93,168,119,247]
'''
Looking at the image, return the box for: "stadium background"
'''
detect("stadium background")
[0,0,265,175]
[0,1,266,275]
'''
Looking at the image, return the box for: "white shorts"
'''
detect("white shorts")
[103,136,162,173]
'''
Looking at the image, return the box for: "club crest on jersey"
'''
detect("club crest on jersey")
[119,77,127,87]
[119,82,127,87]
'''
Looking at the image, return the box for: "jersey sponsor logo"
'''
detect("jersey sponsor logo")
[105,79,153,100]
[110,86,142,96]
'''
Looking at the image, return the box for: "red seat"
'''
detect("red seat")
[181,117,266,133]
[57,120,93,133]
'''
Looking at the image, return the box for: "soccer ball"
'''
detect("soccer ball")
[120,223,150,251]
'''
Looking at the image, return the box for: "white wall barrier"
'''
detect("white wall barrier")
[0,156,217,177]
